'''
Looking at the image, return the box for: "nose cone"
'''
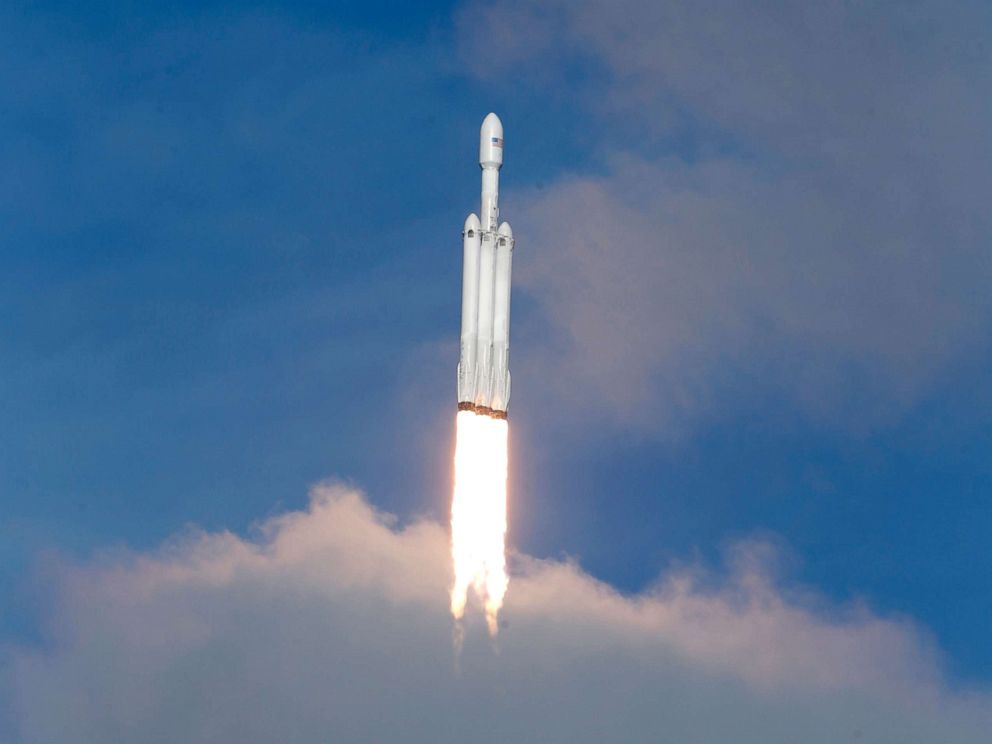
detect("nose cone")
[479,113,504,168]
[497,221,513,239]
[464,213,481,235]
[481,112,503,141]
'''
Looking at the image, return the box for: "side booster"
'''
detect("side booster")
[457,113,515,419]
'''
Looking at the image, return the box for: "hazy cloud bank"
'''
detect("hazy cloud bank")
[458,0,992,433]
[4,485,989,742]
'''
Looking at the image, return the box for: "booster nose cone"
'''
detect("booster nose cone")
[464,213,481,234]
[480,113,504,168]
[497,221,513,240]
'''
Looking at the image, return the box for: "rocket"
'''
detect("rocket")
[457,113,515,419]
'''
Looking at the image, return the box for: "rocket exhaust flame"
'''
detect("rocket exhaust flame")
[450,410,508,636]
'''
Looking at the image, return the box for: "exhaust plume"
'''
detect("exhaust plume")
[450,410,509,635]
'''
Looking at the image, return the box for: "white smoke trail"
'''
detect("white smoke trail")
[450,410,508,636]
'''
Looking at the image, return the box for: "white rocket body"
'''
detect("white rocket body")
[458,113,514,418]
[490,221,512,412]
[456,214,481,404]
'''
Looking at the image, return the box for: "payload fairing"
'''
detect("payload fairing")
[457,113,515,419]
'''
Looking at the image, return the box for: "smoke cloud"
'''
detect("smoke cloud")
[4,484,989,742]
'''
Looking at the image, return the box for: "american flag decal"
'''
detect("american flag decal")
[492,137,504,147]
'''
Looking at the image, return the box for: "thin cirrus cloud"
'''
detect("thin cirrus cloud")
[456,0,992,433]
[4,484,990,742]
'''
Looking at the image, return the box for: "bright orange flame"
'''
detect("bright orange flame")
[450,410,508,635]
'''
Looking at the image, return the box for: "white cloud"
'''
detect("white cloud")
[458,0,992,433]
[5,485,990,742]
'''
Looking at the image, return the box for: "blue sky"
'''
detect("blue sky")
[1,0,990,730]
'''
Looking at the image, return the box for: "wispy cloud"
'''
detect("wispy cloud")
[457,0,992,434]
